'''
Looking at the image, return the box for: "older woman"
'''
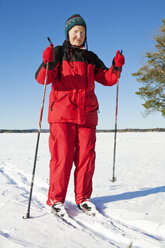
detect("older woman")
[35,14,125,217]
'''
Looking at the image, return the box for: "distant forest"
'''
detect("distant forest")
[0,128,165,133]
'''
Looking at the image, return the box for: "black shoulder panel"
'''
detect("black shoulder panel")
[87,51,108,71]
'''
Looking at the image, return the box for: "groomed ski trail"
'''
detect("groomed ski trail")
[1,159,165,248]
[107,215,165,248]
[66,201,133,248]
[0,161,131,247]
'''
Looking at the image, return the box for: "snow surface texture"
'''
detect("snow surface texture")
[0,132,165,248]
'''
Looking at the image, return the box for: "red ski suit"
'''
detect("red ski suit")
[35,41,120,205]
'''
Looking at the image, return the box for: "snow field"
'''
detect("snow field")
[0,132,165,247]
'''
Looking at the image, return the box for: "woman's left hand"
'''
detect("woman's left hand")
[114,50,125,67]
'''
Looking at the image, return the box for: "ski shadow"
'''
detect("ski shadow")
[92,185,165,209]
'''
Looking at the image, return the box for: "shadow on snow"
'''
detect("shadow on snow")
[93,185,165,207]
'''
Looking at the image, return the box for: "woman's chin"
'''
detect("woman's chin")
[74,42,83,47]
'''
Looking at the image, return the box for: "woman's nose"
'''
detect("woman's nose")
[77,32,81,39]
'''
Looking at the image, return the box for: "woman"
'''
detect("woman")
[35,14,125,217]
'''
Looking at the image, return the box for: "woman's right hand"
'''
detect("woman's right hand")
[43,44,54,64]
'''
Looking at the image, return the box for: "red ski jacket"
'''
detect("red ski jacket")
[35,41,120,126]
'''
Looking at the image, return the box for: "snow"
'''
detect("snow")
[0,132,165,248]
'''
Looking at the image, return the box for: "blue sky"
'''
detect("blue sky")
[0,0,165,129]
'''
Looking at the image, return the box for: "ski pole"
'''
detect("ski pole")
[23,37,51,219]
[110,50,123,182]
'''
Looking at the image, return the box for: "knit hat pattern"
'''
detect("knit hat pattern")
[65,14,86,39]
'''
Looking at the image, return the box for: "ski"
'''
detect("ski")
[54,214,78,229]
[30,203,133,247]
[71,207,133,248]
[51,208,79,229]
[95,210,133,248]
[51,205,82,229]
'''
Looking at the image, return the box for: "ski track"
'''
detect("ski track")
[66,203,165,248]
[100,214,165,248]
[0,230,45,248]
[0,160,164,248]
[0,162,163,248]
[0,161,47,209]
[0,160,127,248]
[1,136,165,248]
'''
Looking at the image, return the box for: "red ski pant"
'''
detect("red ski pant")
[47,123,96,206]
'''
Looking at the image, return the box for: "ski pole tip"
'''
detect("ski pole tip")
[110,177,117,182]
[22,213,31,219]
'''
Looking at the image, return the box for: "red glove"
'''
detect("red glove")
[114,50,125,67]
[43,44,54,64]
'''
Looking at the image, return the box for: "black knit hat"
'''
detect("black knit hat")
[65,14,87,39]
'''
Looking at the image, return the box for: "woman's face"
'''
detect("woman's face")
[68,25,86,46]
